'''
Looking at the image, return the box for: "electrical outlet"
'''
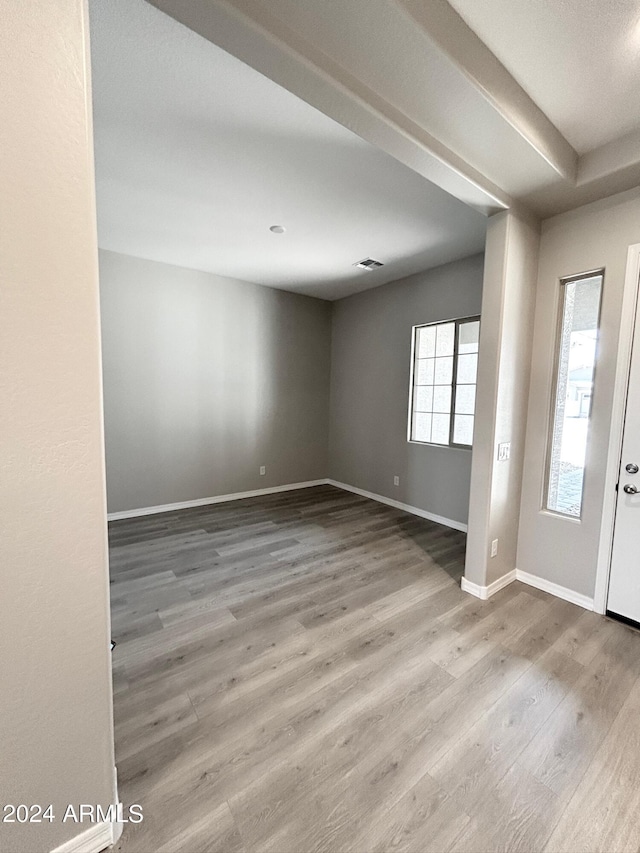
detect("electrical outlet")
[498,442,511,461]
[491,539,499,558]
[259,466,266,476]
[393,475,400,486]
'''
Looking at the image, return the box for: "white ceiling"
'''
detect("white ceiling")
[89,0,486,300]
[448,0,640,154]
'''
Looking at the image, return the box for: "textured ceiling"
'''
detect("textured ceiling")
[448,0,640,154]
[89,0,486,300]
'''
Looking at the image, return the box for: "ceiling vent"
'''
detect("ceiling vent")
[353,258,384,271]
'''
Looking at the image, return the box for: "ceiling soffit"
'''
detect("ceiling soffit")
[146,0,640,219]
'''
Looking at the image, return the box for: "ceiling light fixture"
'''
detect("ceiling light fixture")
[353,258,384,271]
[269,225,286,234]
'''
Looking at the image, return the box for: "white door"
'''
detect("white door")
[608,283,640,624]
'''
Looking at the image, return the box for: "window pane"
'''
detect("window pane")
[455,384,476,415]
[435,323,455,356]
[431,413,450,444]
[417,325,436,358]
[457,353,478,384]
[453,414,474,445]
[434,356,453,384]
[414,385,433,412]
[416,358,435,385]
[412,412,432,442]
[433,385,452,414]
[458,320,480,354]
[546,273,603,518]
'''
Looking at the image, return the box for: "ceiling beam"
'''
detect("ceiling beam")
[146,0,512,215]
[395,0,578,183]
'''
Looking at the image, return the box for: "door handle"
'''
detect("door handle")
[623,484,639,495]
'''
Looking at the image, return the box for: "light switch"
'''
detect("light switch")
[498,442,511,461]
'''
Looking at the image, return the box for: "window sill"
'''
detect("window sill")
[408,439,473,451]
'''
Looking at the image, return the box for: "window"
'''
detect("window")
[545,271,603,518]
[409,316,480,447]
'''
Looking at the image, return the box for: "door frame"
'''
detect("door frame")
[594,243,640,613]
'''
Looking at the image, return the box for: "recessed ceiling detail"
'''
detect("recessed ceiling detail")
[89,0,486,301]
[447,0,640,155]
[269,225,286,234]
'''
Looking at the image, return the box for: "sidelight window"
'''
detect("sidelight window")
[545,271,603,518]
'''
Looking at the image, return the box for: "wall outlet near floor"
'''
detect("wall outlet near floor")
[259,466,266,476]
[491,539,499,558]
[393,475,400,486]
[497,442,511,461]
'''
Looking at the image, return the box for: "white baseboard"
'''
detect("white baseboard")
[326,479,467,533]
[515,569,594,611]
[107,480,328,521]
[50,820,114,853]
[461,567,594,611]
[110,477,469,532]
[112,765,123,847]
[461,570,516,600]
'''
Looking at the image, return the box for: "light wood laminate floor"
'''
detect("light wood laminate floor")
[109,485,640,853]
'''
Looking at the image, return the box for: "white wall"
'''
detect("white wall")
[0,2,116,851]
[465,210,540,587]
[518,187,640,599]
[100,250,332,514]
[329,254,485,527]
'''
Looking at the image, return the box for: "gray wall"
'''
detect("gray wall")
[518,186,640,598]
[1,1,116,851]
[100,250,332,513]
[328,254,484,526]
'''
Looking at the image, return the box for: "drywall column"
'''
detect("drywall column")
[465,210,540,590]
[0,2,117,852]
